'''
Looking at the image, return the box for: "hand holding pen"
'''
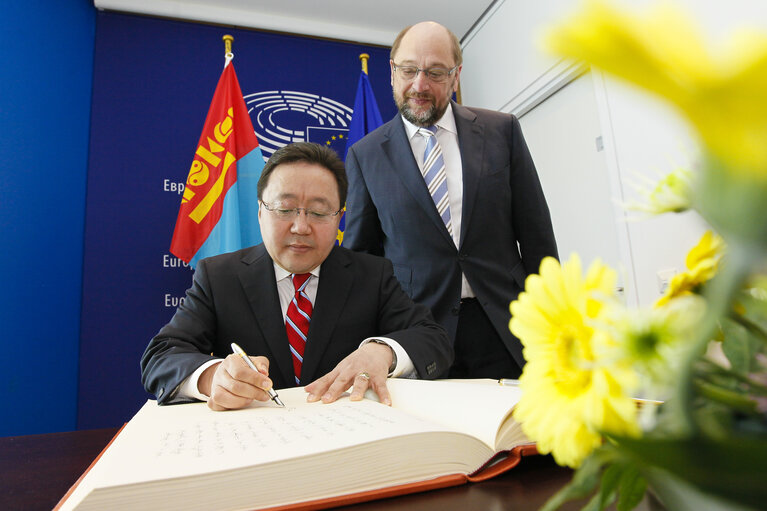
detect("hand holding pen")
[199,343,285,410]
[231,343,285,407]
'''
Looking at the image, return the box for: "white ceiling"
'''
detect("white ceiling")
[93,0,496,46]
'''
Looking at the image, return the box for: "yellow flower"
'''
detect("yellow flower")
[746,275,767,302]
[545,0,767,178]
[611,296,706,395]
[656,230,725,307]
[510,255,639,468]
[625,166,693,216]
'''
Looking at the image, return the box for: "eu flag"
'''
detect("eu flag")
[338,68,383,245]
[344,70,383,161]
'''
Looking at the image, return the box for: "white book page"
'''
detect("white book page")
[380,379,522,450]
[59,388,461,511]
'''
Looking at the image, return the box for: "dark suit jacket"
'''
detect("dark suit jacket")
[141,244,453,404]
[343,102,558,369]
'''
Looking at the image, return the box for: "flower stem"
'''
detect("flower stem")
[672,247,753,434]
[694,378,759,414]
[697,358,767,395]
[731,313,767,344]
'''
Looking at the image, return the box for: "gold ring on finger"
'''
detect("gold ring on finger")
[358,371,370,381]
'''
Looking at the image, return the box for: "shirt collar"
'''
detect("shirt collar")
[402,102,456,141]
[273,262,321,282]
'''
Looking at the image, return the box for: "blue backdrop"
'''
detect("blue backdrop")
[79,11,396,429]
[1,0,95,437]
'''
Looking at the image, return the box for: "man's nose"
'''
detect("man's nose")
[290,211,312,234]
[411,70,431,92]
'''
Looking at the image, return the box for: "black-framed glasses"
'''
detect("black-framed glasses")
[260,201,342,224]
[392,63,458,83]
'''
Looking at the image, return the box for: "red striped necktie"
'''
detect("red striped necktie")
[285,273,312,385]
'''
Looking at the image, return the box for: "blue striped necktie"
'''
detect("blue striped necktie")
[420,126,453,236]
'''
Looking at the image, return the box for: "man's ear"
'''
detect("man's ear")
[452,65,463,93]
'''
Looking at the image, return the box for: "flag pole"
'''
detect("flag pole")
[223,34,234,57]
[223,34,234,67]
[359,53,369,75]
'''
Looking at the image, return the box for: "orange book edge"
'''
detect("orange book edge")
[53,423,128,511]
[263,443,540,511]
[55,429,537,511]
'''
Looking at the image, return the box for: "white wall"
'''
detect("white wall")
[460,0,571,113]
[460,0,767,307]
[518,72,625,295]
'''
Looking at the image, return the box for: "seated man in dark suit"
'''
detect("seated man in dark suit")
[142,142,453,410]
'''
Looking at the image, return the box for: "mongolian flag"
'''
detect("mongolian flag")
[337,68,383,245]
[170,60,264,268]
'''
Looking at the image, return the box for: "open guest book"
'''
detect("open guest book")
[56,379,536,511]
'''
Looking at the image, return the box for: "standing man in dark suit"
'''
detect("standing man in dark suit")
[343,22,558,379]
[142,142,452,410]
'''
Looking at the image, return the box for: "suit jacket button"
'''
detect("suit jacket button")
[458,253,467,261]
[451,306,460,315]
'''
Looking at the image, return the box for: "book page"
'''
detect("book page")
[59,381,529,511]
[59,387,469,511]
[380,379,524,450]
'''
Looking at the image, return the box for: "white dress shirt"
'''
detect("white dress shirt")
[177,262,414,401]
[402,103,476,298]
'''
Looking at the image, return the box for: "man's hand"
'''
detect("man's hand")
[198,354,275,411]
[304,342,394,406]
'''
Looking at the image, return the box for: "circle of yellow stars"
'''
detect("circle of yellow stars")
[326,133,345,146]
[335,209,345,245]
[325,133,346,246]
[323,134,347,246]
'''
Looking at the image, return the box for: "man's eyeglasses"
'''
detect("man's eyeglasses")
[260,201,342,224]
[392,63,458,83]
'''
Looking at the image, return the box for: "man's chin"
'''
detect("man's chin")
[278,249,319,274]
[401,106,435,127]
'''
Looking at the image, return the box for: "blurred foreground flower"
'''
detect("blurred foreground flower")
[514,2,767,510]
[655,230,724,307]
[545,0,767,178]
[624,166,693,216]
[611,295,705,395]
[510,255,639,468]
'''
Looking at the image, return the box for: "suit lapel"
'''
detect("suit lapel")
[381,117,455,247]
[299,247,352,384]
[453,103,484,247]
[238,245,295,387]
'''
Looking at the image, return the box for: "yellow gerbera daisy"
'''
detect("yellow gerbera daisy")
[625,166,693,216]
[510,255,639,468]
[611,295,706,395]
[656,230,725,307]
[545,0,767,179]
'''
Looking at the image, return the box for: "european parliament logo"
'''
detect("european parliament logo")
[244,90,352,160]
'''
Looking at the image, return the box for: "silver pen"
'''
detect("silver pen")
[230,342,285,407]
[498,378,520,387]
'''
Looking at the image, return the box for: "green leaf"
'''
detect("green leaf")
[582,493,606,511]
[644,467,755,511]
[609,434,767,509]
[616,464,647,511]
[721,317,753,374]
[598,463,621,507]
[691,395,733,438]
[540,452,608,511]
[583,463,622,511]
